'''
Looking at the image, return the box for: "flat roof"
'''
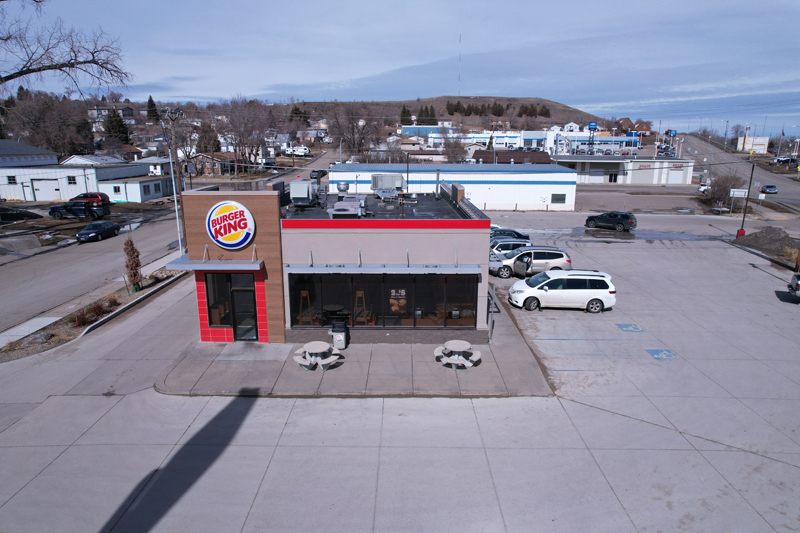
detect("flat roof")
[552,156,692,163]
[330,163,574,174]
[282,192,468,221]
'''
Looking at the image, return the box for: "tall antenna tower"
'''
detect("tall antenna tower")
[458,34,461,97]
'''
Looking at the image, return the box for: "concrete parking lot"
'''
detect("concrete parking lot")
[0,211,798,532]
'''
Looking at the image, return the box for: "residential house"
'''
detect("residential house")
[134,156,172,176]
[633,121,652,136]
[189,152,248,175]
[615,117,635,133]
[61,154,127,166]
[563,122,581,133]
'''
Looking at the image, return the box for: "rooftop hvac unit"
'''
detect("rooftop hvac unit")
[327,202,363,219]
[371,173,405,191]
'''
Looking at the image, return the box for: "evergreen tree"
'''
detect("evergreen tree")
[517,104,527,118]
[539,104,550,118]
[146,96,160,121]
[16,86,30,100]
[479,104,487,116]
[530,104,538,118]
[400,105,412,125]
[103,110,129,144]
[197,123,220,153]
[454,101,463,114]
[429,106,437,125]
[289,106,310,126]
[446,101,455,115]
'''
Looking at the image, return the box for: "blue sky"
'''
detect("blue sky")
[31,0,800,136]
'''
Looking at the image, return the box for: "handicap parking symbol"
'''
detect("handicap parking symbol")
[617,324,644,333]
[646,349,676,360]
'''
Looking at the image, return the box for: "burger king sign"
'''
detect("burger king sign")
[206,201,255,250]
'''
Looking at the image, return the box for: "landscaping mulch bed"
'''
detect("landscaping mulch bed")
[0,269,179,364]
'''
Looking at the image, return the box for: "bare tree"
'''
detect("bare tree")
[220,97,270,175]
[707,174,744,205]
[6,89,92,155]
[730,124,744,139]
[1,0,130,93]
[439,125,466,163]
[327,102,380,155]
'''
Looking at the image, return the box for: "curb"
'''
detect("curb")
[727,242,797,271]
[79,271,189,338]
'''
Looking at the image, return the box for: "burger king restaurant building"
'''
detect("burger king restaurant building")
[169,185,491,344]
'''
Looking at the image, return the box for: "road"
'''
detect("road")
[0,214,178,333]
[682,135,800,208]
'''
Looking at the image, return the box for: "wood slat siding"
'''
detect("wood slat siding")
[183,191,285,343]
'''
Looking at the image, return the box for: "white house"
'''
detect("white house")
[563,122,581,133]
[134,156,172,176]
[98,175,174,203]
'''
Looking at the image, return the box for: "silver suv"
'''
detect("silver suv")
[490,246,572,278]
[489,237,533,255]
[512,247,572,277]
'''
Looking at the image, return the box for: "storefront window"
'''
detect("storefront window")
[288,273,478,329]
[352,275,383,327]
[414,275,446,327]
[205,273,231,326]
[290,274,320,327]
[382,275,413,327]
[445,275,478,327]
[320,274,352,327]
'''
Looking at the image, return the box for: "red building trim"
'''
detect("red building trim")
[195,269,269,343]
[281,219,490,230]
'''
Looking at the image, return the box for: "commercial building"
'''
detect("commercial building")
[167,181,492,343]
[737,136,769,154]
[551,156,695,185]
[97,175,174,203]
[328,163,577,211]
[0,164,150,201]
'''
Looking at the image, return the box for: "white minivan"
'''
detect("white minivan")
[508,270,616,313]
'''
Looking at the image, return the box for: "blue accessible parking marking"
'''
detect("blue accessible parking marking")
[617,324,644,332]
[646,349,677,360]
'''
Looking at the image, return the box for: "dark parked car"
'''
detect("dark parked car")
[490,228,530,240]
[76,221,120,243]
[309,169,328,180]
[69,192,111,206]
[49,201,109,220]
[0,207,42,223]
[760,184,778,194]
[585,211,637,232]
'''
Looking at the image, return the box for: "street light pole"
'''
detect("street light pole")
[160,111,184,254]
[739,163,755,237]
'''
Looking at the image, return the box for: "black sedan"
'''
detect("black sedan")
[76,221,120,243]
[585,212,637,232]
[490,228,530,240]
[49,201,109,220]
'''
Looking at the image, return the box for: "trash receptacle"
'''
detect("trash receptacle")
[329,320,348,349]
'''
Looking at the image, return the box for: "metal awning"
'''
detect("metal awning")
[284,263,482,275]
[166,255,264,272]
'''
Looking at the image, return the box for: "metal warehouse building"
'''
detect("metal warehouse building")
[328,163,577,211]
[551,156,695,185]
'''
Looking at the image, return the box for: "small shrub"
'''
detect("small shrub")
[88,301,105,316]
[74,309,90,328]
[106,294,120,307]
[66,315,76,324]
[785,247,799,262]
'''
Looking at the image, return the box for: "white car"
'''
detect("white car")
[508,270,616,313]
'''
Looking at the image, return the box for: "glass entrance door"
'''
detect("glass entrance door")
[231,289,257,340]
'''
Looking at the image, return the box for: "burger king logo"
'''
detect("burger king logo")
[206,201,255,250]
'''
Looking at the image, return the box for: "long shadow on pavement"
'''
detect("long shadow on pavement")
[98,387,260,533]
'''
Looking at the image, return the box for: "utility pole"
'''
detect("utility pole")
[738,163,755,238]
[724,120,728,147]
[162,108,186,253]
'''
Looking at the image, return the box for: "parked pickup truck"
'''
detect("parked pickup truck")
[789,273,800,297]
